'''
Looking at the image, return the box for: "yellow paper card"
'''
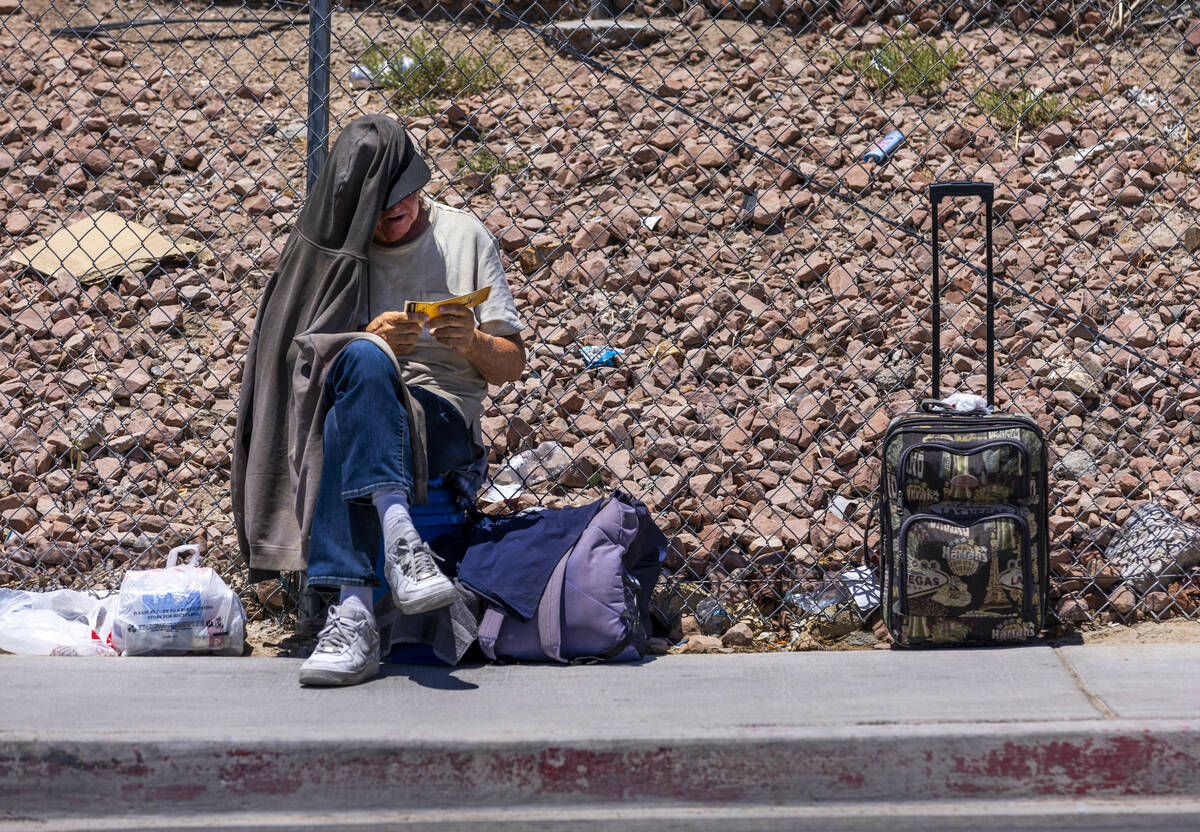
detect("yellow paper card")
[404,286,491,319]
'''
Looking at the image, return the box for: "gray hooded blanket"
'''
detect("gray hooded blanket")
[232,115,428,577]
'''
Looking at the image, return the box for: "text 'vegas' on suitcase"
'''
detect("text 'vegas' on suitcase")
[878,181,1050,647]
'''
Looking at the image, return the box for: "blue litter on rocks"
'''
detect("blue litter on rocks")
[580,345,622,368]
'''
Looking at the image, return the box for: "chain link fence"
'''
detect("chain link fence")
[2,0,1199,646]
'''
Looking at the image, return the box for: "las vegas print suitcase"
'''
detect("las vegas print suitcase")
[878,182,1049,647]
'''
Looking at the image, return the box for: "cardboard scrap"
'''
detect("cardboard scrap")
[8,211,204,285]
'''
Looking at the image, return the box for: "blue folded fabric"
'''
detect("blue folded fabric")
[458,501,604,621]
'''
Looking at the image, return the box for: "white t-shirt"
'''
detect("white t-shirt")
[367,200,523,432]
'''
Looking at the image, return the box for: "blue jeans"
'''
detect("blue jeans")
[306,340,476,588]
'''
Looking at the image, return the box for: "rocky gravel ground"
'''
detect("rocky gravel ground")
[1,0,1199,648]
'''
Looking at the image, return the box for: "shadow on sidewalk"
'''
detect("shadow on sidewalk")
[379,661,482,690]
[376,652,659,689]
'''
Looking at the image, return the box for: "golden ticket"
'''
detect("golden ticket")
[404,286,491,319]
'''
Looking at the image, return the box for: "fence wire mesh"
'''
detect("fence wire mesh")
[2,0,1199,647]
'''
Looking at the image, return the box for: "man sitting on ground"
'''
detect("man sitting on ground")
[232,114,525,687]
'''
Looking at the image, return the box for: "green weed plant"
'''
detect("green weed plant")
[974,84,1071,131]
[361,33,503,115]
[456,143,520,176]
[854,32,964,94]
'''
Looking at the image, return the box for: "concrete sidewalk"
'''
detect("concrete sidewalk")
[2,644,1200,830]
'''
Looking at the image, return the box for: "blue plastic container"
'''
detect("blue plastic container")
[372,478,469,604]
[409,478,471,569]
[372,479,470,664]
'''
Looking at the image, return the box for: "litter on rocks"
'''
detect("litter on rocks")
[695,597,730,636]
[350,65,375,88]
[482,441,572,502]
[828,495,858,521]
[580,345,622,369]
[863,129,904,163]
[1104,502,1200,594]
[787,566,880,614]
[840,565,881,611]
[786,582,846,614]
[647,341,683,363]
[350,55,414,89]
[7,211,205,285]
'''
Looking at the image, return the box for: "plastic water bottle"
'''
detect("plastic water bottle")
[695,597,730,635]
[786,581,848,613]
[485,441,573,502]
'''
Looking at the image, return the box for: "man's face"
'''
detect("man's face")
[374,190,422,244]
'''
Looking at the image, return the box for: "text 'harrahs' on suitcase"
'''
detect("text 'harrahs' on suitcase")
[878,181,1050,647]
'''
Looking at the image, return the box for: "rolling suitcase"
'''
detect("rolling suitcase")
[878,182,1049,647]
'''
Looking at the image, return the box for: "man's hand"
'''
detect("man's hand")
[366,310,427,356]
[427,304,478,356]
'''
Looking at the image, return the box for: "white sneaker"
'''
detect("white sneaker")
[385,539,457,614]
[298,596,380,687]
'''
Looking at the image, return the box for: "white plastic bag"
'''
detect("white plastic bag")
[112,545,246,656]
[482,441,572,501]
[942,392,993,413]
[0,588,118,656]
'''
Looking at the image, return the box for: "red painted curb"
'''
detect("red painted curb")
[3,721,1199,818]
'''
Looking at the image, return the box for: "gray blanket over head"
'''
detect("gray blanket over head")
[231,115,429,580]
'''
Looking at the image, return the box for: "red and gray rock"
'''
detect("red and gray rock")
[1186,19,1200,52]
[721,621,755,647]
[942,124,971,150]
[676,634,724,653]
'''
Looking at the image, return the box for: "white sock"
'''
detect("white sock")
[372,490,423,552]
[338,585,374,618]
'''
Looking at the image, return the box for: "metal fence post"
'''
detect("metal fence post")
[306,0,332,191]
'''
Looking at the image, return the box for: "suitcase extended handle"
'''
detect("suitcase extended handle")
[929,181,995,407]
[929,181,994,205]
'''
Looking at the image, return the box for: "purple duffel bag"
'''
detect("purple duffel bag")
[476,493,665,663]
